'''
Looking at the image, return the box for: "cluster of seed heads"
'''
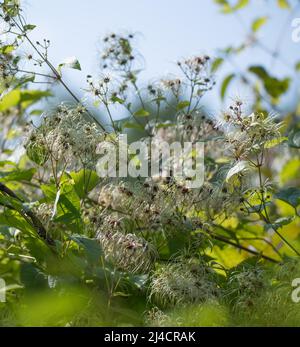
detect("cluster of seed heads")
[25,104,105,169]
[221,101,282,160]
[0,48,15,88]
[177,55,215,92]
[149,263,219,307]
[97,184,133,210]
[97,230,157,273]
[0,1,20,22]
[145,307,170,327]
[160,78,183,98]
[34,203,53,225]
[226,267,266,310]
[100,32,138,79]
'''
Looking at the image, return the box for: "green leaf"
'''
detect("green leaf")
[226,160,248,182]
[215,0,249,13]
[0,210,34,235]
[252,17,268,32]
[221,74,235,100]
[41,177,81,219]
[248,66,290,99]
[26,141,49,166]
[275,187,300,209]
[264,136,287,149]
[30,109,43,116]
[0,89,21,111]
[295,61,300,71]
[280,158,300,184]
[70,169,100,199]
[0,89,51,112]
[211,57,224,73]
[20,263,47,289]
[235,0,249,10]
[272,216,295,228]
[110,95,124,104]
[288,128,300,149]
[176,100,190,110]
[2,0,21,17]
[0,195,38,238]
[277,0,290,9]
[122,121,144,131]
[14,74,35,88]
[134,109,150,117]
[70,235,103,264]
[0,160,16,168]
[156,122,176,129]
[20,90,52,109]
[214,0,228,4]
[0,168,36,183]
[58,56,81,73]
[0,44,15,54]
[151,96,166,104]
[23,24,36,31]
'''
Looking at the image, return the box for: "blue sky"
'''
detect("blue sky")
[23,0,300,115]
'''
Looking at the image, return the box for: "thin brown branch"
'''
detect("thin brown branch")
[210,232,279,263]
[0,183,54,246]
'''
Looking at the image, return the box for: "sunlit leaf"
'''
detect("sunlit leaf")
[23,24,36,31]
[226,160,248,182]
[0,168,36,183]
[58,56,82,73]
[264,137,287,149]
[211,57,224,73]
[0,90,21,111]
[134,109,150,117]
[122,122,144,131]
[280,159,300,184]
[252,17,268,32]
[275,187,300,209]
[177,101,190,110]
[248,66,290,99]
[221,73,235,100]
[70,235,103,264]
[277,0,290,9]
[70,169,100,199]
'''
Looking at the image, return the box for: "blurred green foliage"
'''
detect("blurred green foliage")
[0,0,300,327]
